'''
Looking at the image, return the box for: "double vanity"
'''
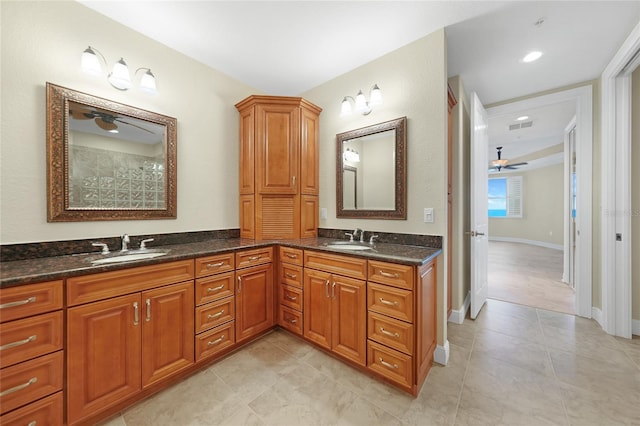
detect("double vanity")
[0,236,440,426]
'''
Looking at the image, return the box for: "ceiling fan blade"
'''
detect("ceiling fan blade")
[95,117,118,132]
[115,118,155,134]
[507,162,528,167]
[69,105,95,120]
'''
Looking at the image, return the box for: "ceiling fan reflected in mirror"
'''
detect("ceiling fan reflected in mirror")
[69,103,155,135]
[489,146,528,172]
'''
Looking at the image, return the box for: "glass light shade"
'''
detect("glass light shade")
[81,47,102,75]
[354,90,367,112]
[340,97,352,116]
[370,84,382,105]
[522,51,542,63]
[139,69,157,94]
[108,58,132,90]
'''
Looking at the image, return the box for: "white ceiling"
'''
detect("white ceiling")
[77,1,640,170]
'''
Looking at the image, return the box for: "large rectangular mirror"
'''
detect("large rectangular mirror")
[336,117,406,219]
[46,83,177,221]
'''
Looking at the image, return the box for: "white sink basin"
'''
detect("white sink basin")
[91,251,168,265]
[325,244,373,251]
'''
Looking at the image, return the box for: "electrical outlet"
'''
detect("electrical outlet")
[424,208,434,223]
[320,208,327,220]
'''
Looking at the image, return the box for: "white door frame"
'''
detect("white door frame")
[487,86,593,318]
[601,22,640,338]
[563,117,576,287]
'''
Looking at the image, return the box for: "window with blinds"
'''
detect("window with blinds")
[488,176,522,218]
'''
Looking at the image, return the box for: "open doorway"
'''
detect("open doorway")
[485,101,576,314]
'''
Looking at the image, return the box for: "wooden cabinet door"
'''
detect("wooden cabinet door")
[303,269,332,350]
[332,276,366,366]
[255,103,299,194]
[300,105,319,195]
[235,263,274,343]
[141,282,194,387]
[239,105,255,195]
[67,294,141,424]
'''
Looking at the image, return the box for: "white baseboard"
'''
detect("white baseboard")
[633,319,640,336]
[489,236,563,251]
[592,307,603,328]
[448,291,470,325]
[434,341,449,366]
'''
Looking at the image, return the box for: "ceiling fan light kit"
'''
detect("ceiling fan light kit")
[489,146,528,172]
[81,46,157,94]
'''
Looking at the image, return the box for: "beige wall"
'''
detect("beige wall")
[0,1,256,244]
[448,75,471,313]
[302,30,449,346]
[632,68,640,322]
[488,164,565,247]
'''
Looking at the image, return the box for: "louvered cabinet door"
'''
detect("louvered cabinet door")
[256,194,300,240]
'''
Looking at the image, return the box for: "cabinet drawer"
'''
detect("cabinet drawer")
[0,311,63,368]
[195,253,235,277]
[368,312,414,355]
[0,391,63,426]
[195,296,235,333]
[67,260,194,306]
[0,351,63,415]
[195,272,235,306]
[195,321,235,362]
[279,246,303,266]
[279,263,303,288]
[236,247,273,269]
[278,305,303,336]
[368,261,414,290]
[303,250,367,280]
[367,283,413,323]
[0,281,63,323]
[367,341,413,389]
[278,284,303,311]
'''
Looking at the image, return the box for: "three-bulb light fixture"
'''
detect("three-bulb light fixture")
[343,148,360,162]
[81,46,157,94]
[340,84,382,116]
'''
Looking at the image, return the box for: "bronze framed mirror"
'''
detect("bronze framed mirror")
[336,117,407,219]
[46,83,177,221]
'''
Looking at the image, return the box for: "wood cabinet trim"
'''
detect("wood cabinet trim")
[303,250,367,280]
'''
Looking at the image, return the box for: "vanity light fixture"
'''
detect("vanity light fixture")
[340,84,382,116]
[522,51,543,63]
[343,148,360,162]
[81,46,157,94]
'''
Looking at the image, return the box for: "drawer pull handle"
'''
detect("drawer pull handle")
[207,284,225,292]
[287,317,298,324]
[285,273,297,279]
[248,255,261,261]
[325,280,330,298]
[285,253,298,259]
[206,262,225,268]
[0,377,37,397]
[379,297,399,307]
[379,270,400,278]
[285,295,298,301]
[145,299,151,322]
[379,358,399,370]
[207,336,225,346]
[0,296,36,310]
[133,302,139,325]
[0,334,37,351]
[207,310,225,319]
[380,328,400,338]
[28,422,36,426]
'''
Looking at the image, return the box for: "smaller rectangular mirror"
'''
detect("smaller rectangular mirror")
[46,83,177,221]
[336,117,407,219]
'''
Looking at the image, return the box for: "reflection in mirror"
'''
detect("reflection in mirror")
[47,83,177,221]
[336,117,407,219]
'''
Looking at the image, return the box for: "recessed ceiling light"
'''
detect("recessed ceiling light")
[523,51,543,63]
[516,115,529,121]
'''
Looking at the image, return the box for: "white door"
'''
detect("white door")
[470,92,489,319]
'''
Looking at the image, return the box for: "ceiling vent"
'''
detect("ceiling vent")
[508,121,533,130]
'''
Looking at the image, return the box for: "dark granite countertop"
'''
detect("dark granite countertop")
[0,237,441,288]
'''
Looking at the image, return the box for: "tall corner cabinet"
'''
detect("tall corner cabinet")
[235,95,322,240]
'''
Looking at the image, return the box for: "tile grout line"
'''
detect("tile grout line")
[450,317,477,425]
[536,307,571,426]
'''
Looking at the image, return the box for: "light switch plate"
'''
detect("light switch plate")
[320,208,327,220]
[424,208,434,223]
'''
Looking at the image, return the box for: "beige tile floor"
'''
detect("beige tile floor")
[101,299,640,426]
[488,241,576,314]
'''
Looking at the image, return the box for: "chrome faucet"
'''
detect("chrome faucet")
[121,234,130,252]
[354,228,364,243]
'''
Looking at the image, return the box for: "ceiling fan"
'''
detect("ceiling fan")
[69,104,155,134]
[489,146,528,172]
